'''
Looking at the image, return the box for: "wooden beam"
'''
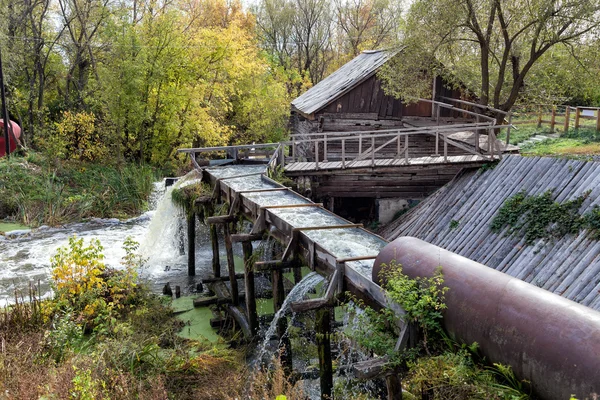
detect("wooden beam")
[290,268,340,313]
[206,215,235,224]
[193,294,244,307]
[231,233,264,242]
[337,255,378,263]
[202,273,244,284]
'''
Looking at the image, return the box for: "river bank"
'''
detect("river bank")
[0,153,157,227]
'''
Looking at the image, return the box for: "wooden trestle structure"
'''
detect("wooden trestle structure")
[176,149,408,399]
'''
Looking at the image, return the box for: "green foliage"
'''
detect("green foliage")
[405,351,529,399]
[490,189,600,244]
[48,235,146,338]
[380,0,600,112]
[345,298,403,364]
[45,111,107,162]
[345,262,448,364]
[268,165,295,188]
[0,153,155,226]
[449,219,460,230]
[382,262,448,344]
[171,182,212,215]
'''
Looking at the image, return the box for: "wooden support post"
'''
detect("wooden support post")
[316,308,333,400]
[575,107,581,129]
[323,134,328,162]
[272,268,285,312]
[385,372,403,400]
[341,138,346,169]
[537,106,543,128]
[187,212,196,276]
[371,136,375,166]
[597,109,600,133]
[223,222,239,306]
[315,139,319,169]
[443,133,448,162]
[564,107,571,132]
[210,223,220,277]
[550,106,556,131]
[272,267,291,373]
[293,263,302,284]
[279,144,285,168]
[242,241,258,336]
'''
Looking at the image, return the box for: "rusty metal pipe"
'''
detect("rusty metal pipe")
[373,237,600,400]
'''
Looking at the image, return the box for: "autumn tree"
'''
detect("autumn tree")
[380,0,600,117]
[334,0,400,57]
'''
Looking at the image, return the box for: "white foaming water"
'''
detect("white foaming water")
[0,171,208,306]
[139,170,202,276]
[257,272,325,363]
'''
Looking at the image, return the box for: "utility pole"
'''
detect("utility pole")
[0,47,11,158]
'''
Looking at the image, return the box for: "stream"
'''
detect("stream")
[0,175,210,306]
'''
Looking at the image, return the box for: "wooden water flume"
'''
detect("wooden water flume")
[176,150,410,398]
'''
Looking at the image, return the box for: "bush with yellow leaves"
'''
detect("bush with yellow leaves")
[49,235,143,334]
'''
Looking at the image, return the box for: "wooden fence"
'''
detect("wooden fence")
[512,105,600,132]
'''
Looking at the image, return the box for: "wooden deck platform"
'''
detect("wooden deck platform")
[285,154,496,173]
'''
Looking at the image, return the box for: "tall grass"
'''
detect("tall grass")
[0,153,157,226]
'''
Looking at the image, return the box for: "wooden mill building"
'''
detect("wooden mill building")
[287,50,504,223]
[290,50,468,134]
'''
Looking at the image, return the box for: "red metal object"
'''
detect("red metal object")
[0,120,21,157]
[373,236,600,400]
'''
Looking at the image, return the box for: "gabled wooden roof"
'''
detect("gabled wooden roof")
[381,155,600,310]
[291,50,396,116]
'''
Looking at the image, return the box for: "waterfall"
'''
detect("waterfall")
[139,170,202,276]
[257,271,325,363]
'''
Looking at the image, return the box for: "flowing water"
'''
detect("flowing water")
[0,171,211,306]
[257,271,325,363]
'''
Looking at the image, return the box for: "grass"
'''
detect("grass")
[0,152,157,226]
[523,139,600,157]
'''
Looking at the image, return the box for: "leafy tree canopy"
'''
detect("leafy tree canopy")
[379,0,600,114]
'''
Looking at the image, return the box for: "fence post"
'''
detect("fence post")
[550,106,556,132]
[596,109,600,133]
[564,107,570,132]
[537,106,543,128]
[575,107,581,130]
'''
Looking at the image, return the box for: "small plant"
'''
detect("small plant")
[268,165,294,188]
[345,261,448,363]
[449,219,460,230]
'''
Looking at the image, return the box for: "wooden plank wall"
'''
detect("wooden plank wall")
[312,164,467,199]
[381,155,600,311]
[315,75,466,120]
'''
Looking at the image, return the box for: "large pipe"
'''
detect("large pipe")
[373,237,600,400]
